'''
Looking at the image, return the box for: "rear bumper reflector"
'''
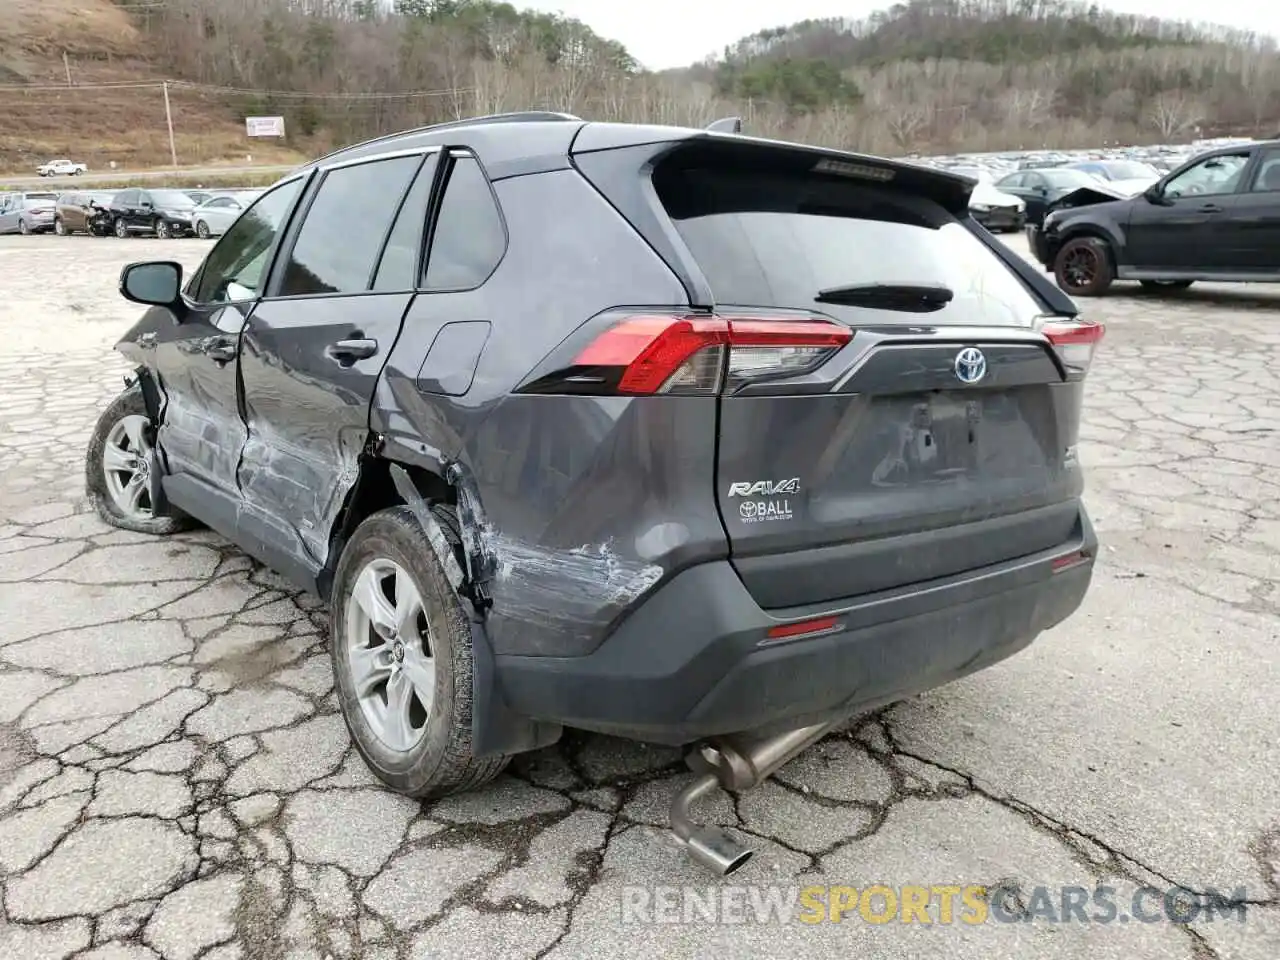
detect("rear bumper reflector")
[762,615,842,645]
[1052,550,1090,572]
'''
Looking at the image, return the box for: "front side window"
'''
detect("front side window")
[1164,153,1250,198]
[191,178,304,304]
[423,155,506,290]
[278,154,422,297]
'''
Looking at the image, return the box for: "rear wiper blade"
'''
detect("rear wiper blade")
[815,282,954,312]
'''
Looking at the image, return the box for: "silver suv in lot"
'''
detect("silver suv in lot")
[84,112,1104,873]
[0,191,58,234]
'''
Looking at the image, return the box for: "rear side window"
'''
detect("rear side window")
[423,155,505,290]
[373,153,439,292]
[655,164,1044,327]
[279,154,422,297]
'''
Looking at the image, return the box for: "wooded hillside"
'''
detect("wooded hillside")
[2,0,1277,172]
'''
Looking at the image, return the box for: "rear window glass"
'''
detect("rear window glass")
[26,193,56,201]
[655,165,1044,327]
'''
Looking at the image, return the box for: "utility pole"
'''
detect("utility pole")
[63,51,72,87]
[162,81,177,167]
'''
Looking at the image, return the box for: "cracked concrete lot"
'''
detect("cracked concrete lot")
[0,231,1277,960]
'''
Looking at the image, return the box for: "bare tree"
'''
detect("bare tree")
[1148,92,1204,139]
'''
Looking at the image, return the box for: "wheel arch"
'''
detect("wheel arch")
[1056,225,1119,270]
[321,446,560,758]
[320,453,456,602]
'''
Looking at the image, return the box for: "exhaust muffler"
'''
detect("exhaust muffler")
[669,719,843,875]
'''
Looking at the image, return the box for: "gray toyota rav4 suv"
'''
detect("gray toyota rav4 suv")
[87,112,1102,874]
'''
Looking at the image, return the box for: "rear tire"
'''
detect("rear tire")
[1140,279,1194,292]
[1053,236,1115,297]
[18,219,30,236]
[53,218,66,237]
[329,505,510,799]
[85,386,194,536]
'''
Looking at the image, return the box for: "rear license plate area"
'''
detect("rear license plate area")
[872,392,981,486]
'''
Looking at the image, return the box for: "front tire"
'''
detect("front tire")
[85,385,193,535]
[53,218,66,236]
[1053,236,1115,297]
[155,219,170,239]
[196,220,211,239]
[18,219,30,236]
[114,217,129,239]
[330,505,509,799]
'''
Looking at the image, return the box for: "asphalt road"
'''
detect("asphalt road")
[0,231,1277,959]
[0,165,296,189]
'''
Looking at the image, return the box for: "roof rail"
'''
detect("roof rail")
[309,111,584,167]
[706,116,743,134]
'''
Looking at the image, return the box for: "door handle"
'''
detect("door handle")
[204,338,237,363]
[325,338,379,364]
[1198,203,1223,213]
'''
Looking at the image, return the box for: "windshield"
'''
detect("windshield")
[1101,160,1157,180]
[1041,170,1097,189]
[656,165,1044,328]
[149,190,195,208]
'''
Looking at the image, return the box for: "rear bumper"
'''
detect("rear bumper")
[494,507,1097,744]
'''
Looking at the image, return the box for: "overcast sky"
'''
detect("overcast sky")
[520,1,1280,71]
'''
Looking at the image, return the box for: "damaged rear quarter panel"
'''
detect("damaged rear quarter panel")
[455,395,727,658]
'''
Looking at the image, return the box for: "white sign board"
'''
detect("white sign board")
[245,116,285,138]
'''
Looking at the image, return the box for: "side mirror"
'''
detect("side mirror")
[120,261,183,308]
[1143,184,1165,204]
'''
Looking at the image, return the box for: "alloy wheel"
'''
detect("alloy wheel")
[102,414,155,521]
[344,558,436,752]
[1062,246,1097,289]
[115,218,128,238]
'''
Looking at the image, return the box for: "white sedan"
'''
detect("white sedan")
[192,192,261,239]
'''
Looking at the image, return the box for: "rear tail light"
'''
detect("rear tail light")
[1040,318,1105,377]
[535,313,851,396]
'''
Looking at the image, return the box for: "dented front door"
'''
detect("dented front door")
[144,302,250,493]
[146,176,309,493]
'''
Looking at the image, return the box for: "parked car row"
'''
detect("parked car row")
[0,186,262,238]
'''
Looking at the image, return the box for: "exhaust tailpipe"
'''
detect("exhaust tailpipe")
[670,773,753,876]
[669,718,845,875]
